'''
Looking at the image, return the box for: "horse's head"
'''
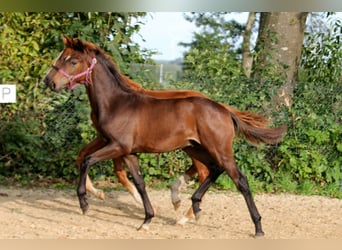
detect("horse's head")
[43,36,97,92]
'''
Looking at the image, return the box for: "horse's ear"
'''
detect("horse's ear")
[61,35,85,52]
[73,38,85,52]
[62,35,72,47]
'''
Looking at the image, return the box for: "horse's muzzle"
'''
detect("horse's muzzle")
[43,76,56,91]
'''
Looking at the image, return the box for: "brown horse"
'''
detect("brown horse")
[84,74,283,225]
[43,36,286,237]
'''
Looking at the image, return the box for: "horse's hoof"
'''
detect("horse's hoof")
[175,217,188,226]
[195,211,201,221]
[172,200,181,211]
[255,231,265,238]
[81,205,89,215]
[137,223,149,231]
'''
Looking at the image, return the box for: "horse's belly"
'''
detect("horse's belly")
[133,135,195,153]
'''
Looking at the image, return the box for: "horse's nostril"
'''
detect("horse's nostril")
[43,77,56,90]
[43,76,49,85]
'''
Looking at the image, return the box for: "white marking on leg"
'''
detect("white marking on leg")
[127,183,143,204]
[176,216,189,226]
[137,223,149,231]
[86,175,105,200]
[171,174,191,206]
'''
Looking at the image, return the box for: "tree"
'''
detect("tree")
[241,12,256,78]
[180,13,244,92]
[252,12,308,107]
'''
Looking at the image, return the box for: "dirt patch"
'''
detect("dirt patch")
[0,187,341,239]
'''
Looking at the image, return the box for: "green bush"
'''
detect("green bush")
[276,82,341,197]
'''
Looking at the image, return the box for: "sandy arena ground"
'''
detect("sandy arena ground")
[0,187,341,239]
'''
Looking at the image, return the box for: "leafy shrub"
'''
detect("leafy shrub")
[276,82,341,196]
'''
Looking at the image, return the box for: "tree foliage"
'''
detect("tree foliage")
[300,13,342,83]
[180,12,244,86]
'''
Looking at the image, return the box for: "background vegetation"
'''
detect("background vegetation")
[0,12,341,198]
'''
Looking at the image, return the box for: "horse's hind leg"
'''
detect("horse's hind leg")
[223,157,264,237]
[123,155,154,231]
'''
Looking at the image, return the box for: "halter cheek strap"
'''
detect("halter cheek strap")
[52,58,97,90]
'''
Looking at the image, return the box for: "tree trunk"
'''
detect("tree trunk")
[252,12,308,108]
[241,12,256,78]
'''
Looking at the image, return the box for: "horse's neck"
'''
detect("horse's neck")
[86,85,99,120]
[85,61,134,118]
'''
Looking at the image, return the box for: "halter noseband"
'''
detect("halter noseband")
[52,57,97,90]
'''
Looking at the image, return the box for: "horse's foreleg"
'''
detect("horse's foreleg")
[191,166,223,220]
[123,155,154,231]
[181,147,223,222]
[77,136,107,201]
[78,156,91,214]
[170,169,193,210]
[77,143,128,214]
[113,158,142,204]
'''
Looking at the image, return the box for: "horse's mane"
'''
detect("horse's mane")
[94,48,135,93]
[65,37,135,93]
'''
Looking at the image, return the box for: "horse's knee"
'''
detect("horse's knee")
[76,154,85,169]
[80,156,90,171]
[76,146,90,169]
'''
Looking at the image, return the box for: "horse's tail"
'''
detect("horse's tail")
[225,105,287,145]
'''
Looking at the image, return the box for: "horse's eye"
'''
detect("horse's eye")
[71,60,77,66]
